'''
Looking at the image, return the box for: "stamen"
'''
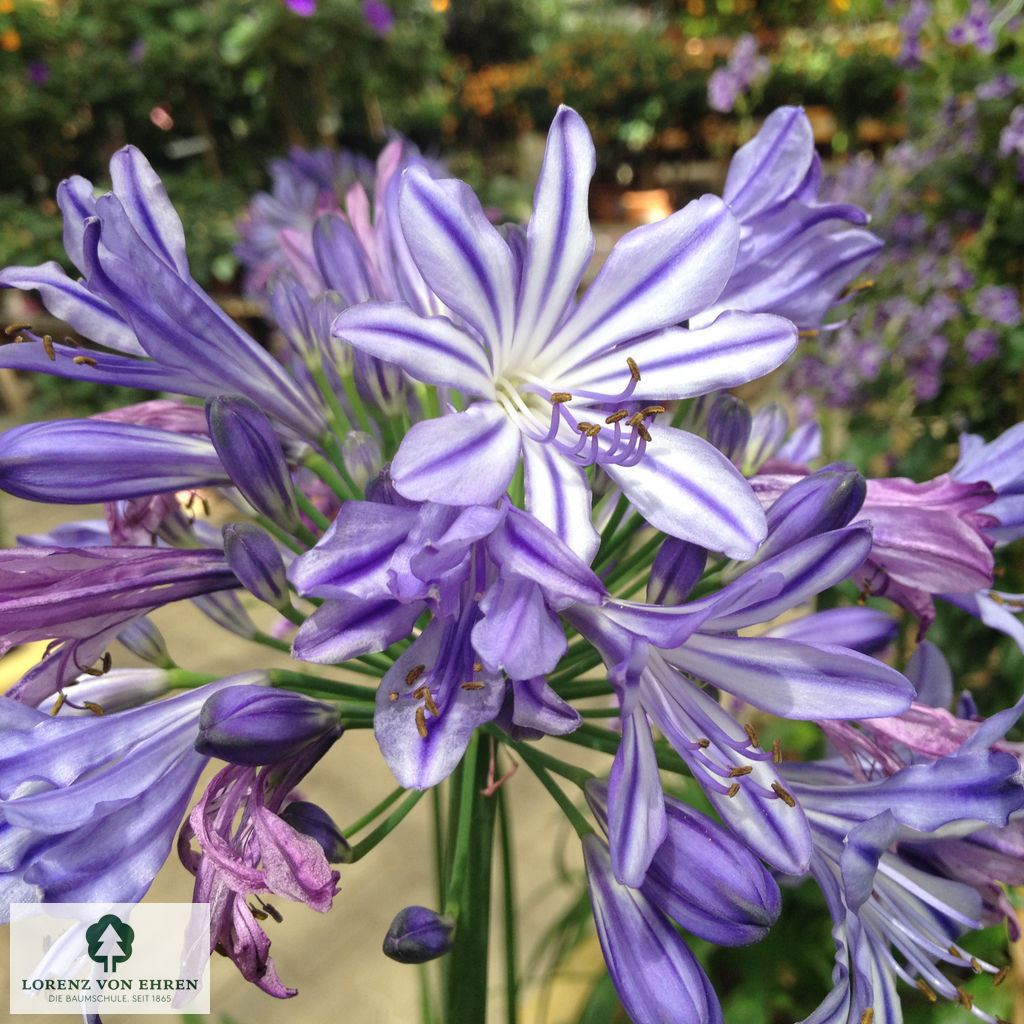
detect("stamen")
[4,322,31,336]
[473,662,482,671]
[726,783,740,797]
[635,423,652,443]
[640,405,665,417]
[249,905,268,921]
[772,738,782,763]
[461,682,485,691]
[744,723,760,748]
[970,957,983,974]
[605,409,629,424]
[257,897,283,923]
[415,706,428,738]
[42,335,55,361]
[415,687,440,718]
[84,701,105,716]
[12,335,25,344]
[799,328,819,339]
[405,664,426,687]
[696,737,710,748]
[73,355,98,367]
[549,392,572,404]
[626,357,641,382]
[860,1011,874,1024]
[771,782,796,807]
[955,986,973,1010]
[50,692,66,716]
[626,412,645,428]
[388,692,399,702]
[993,968,1009,986]
[728,765,753,777]
[948,944,962,959]
[583,423,602,437]
[915,979,937,1002]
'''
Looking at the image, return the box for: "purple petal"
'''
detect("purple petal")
[332,301,495,396]
[399,166,516,354]
[605,426,766,558]
[391,405,521,504]
[291,596,421,663]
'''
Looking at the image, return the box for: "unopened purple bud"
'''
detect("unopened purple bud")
[382,906,456,964]
[223,522,291,610]
[649,538,707,605]
[195,684,340,765]
[280,801,352,863]
[745,403,789,472]
[761,463,866,559]
[705,394,752,463]
[206,395,300,530]
[193,591,259,639]
[341,431,383,491]
[116,617,172,668]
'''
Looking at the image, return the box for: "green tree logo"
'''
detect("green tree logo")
[85,914,135,973]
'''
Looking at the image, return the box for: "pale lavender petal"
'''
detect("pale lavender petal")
[665,633,915,720]
[56,175,98,273]
[605,426,766,558]
[291,596,421,663]
[472,577,567,678]
[567,311,796,400]
[399,166,516,352]
[512,106,595,367]
[332,302,494,396]
[508,676,580,736]
[544,194,739,379]
[391,405,521,504]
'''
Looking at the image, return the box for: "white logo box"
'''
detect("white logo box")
[10,903,210,1015]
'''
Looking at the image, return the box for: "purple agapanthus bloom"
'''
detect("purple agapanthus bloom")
[0,147,326,442]
[567,468,915,882]
[362,0,394,35]
[333,106,797,561]
[707,34,769,113]
[289,495,604,787]
[178,731,342,998]
[0,672,261,915]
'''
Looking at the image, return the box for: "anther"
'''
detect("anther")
[696,737,710,748]
[84,702,105,716]
[772,738,782,763]
[473,662,482,671]
[636,423,652,443]
[726,782,741,797]
[549,392,572,404]
[956,985,973,1009]
[261,901,284,924]
[798,328,819,339]
[42,334,55,361]
[576,421,594,433]
[948,944,962,959]
[626,412,645,428]
[993,967,1009,986]
[915,979,937,1002]
[4,322,31,336]
[388,692,399,702]
[860,1011,873,1024]
[415,687,440,717]
[970,957,983,974]
[461,681,485,691]
[405,664,426,687]
[728,765,753,777]
[604,410,628,424]
[73,355,98,366]
[640,405,665,417]
[249,905,268,921]
[415,706,428,738]
[13,335,25,344]
[583,423,602,437]
[771,782,796,807]
[744,723,759,747]
[50,692,66,716]
[626,357,641,382]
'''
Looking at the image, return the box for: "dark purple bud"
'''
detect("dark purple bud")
[705,394,752,463]
[648,538,707,605]
[280,801,352,863]
[382,906,456,964]
[116,616,172,668]
[761,462,866,560]
[223,522,290,610]
[195,684,340,766]
[205,395,299,530]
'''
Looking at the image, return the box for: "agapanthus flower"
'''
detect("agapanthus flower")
[0,672,263,914]
[333,105,797,560]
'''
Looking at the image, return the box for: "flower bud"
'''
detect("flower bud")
[705,393,752,463]
[280,801,352,863]
[205,395,300,530]
[116,617,172,668]
[382,906,456,964]
[223,522,291,611]
[195,684,340,766]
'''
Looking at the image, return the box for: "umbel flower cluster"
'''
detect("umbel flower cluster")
[2,105,1024,1023]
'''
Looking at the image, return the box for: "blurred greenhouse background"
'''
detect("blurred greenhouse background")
[2,1,1024,1021]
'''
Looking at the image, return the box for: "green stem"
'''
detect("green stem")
[601,530,664,591]
[348,789,425,860]
[295,489,331,532]
[268,668,376,702]
[547,649,604,689]
[496,788,518,1024]
[342,785,407,839]
[254,514,305,555]
[509,740,593,839]
[499,732,593,789]
[303,449,357,504]
[166,669,219,689]
[341,372,374,434]
[252,631,292,654]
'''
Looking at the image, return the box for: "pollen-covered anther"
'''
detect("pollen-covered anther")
[696,737,710,748]
[626,356,641,382]
[461,681,485,691]
[549,392,572,404]
[726,782,741,797]
[798,328,819,339]
[42,334,55,361]
[636,423,652,443]
[414,686,440,718]
[915,979,937,1002]
[860,1010,874,1024]
[970,957,983,974]
[4,322,31,336]
[948,944,963,959]
[744,723,760,748]
[771,781,796,807]
[640,405,665,417]
[626,412,645,428]
[727,765,753,777]
[73,355,98,366]
[993,967,1009,986]
[388,692,399,702]
[49,692,67,717]
[605,409,629,424]
[772,738,782,763]
[415,706,428,739]
[955,986,973,1010]
[583,423,602,437]
[405,664,426,687]
[83,701,105,716]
